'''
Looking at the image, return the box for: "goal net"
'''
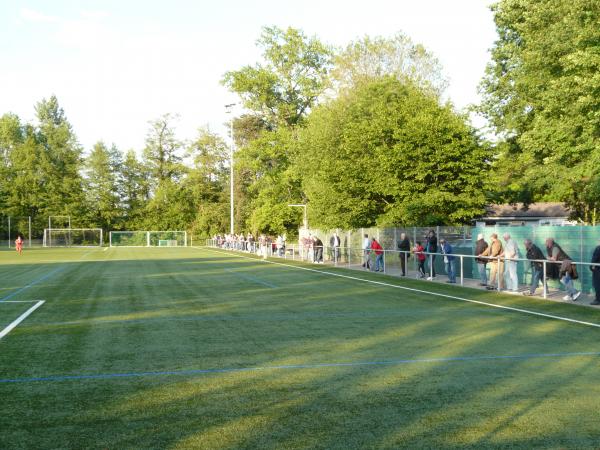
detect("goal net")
[43,228,103,247]
[109,231,187,247]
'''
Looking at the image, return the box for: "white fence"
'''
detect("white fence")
[205,239,600,301]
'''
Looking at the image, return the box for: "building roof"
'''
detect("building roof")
[482,202,571,220]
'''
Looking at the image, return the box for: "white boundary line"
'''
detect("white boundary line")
[199,247,600,329]
[0,300,45,340]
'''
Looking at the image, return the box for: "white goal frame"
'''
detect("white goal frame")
[109,231,187,248]
[43,228,104,247]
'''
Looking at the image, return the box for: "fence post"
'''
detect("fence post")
[543,260,547,299]
[460,255,464,286]
[383,250,386,274]
[497,256,501,291]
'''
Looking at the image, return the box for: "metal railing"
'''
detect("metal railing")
[204,239,600,300]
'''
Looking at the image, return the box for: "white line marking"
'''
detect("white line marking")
[1,300,42,303]
[0,300,45,340]
[103,247,109,252]
[199,247,600,329]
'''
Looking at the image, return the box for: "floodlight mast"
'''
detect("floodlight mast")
[288,204,308,229]
[225,103,236,235]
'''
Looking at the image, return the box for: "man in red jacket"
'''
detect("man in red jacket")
[371,238,384,272]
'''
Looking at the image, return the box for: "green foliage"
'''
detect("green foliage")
[84,142,124,230]
[223,26,333,128]
[234,127,304,234]
[143,113,184,186]
[119,150,150,229]
[480,0,600,218]
[332,33,448,95]
[298,77,490,228]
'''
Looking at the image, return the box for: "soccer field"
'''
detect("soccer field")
[1,247,600,449]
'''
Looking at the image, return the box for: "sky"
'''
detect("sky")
[0,0,498,153]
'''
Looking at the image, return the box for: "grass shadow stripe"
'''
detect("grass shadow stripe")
[200,247,600,329]
[223,268,277,288]
[2,350,599,384]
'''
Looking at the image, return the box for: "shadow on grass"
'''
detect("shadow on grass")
[1,248,600,448]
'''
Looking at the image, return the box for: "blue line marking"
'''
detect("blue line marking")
[0,267,63,303]
[2,351,599,384]
[224,268,277,288]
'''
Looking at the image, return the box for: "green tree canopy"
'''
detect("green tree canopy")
[223,26,333,128]
[298,77,490,228]
[479,0,600,220]
[331,33,448,95]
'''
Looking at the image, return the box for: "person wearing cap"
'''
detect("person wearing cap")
[475,233,489,286]
[481,233,504,290]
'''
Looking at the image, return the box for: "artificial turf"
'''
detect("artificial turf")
[1,246,600,449]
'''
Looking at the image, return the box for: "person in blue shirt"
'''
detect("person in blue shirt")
[440,238,456,283]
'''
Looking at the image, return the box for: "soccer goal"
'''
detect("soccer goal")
[43,228,103,247]
[109,231,187,247]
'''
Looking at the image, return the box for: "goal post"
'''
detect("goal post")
[109,231,187,247]
[43,228,103,247]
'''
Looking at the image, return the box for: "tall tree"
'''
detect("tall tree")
[223,26,333,128]
[35,96,85,221]
[185,127,230,237]
[120,150,150,229]
[331,33,448,95]
[84,142,123,230]
[479,0,600,218]
[143,113,184,188]
[298,77,490,228]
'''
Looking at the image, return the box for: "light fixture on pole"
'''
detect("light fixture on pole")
[225,103,236,235]
[288,204,308,229]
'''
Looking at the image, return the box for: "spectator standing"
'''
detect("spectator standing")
[523,239,545,296]
[330,232,341,263]
[590,241,600,306]
[413,241,426,278]
[440,238,456,283]
[482,233,504,290]
[362,234,371,270]
[371,237,384,272]
[397,232,411,276]
[546,238,580,301]
[501,233,519,293]
[475,233,489,286]
[313,236,324,263]
[425,230,438,280]
[247,233,255,252]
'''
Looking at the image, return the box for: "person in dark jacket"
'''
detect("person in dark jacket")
[425,230,437,280]
[440,238,456,283]
[397,232,411,276]
[475,233,489,286]
[591,242,600,305]
[313,236,324,263]
[546,238,580,301]
[523,239,545,296]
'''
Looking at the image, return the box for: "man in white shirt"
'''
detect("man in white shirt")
[362,234,371,270]
[501,233,519,292]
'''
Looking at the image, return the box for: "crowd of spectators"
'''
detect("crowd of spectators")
[212,230,600,304]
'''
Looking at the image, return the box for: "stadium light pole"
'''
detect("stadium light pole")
[225,103,236,235]
[288,204,308,229]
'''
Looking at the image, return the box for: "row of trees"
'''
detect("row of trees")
[1,0,598,237]
[0,100,230,235]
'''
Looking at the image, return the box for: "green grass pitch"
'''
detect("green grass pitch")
[1,246,600,449]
